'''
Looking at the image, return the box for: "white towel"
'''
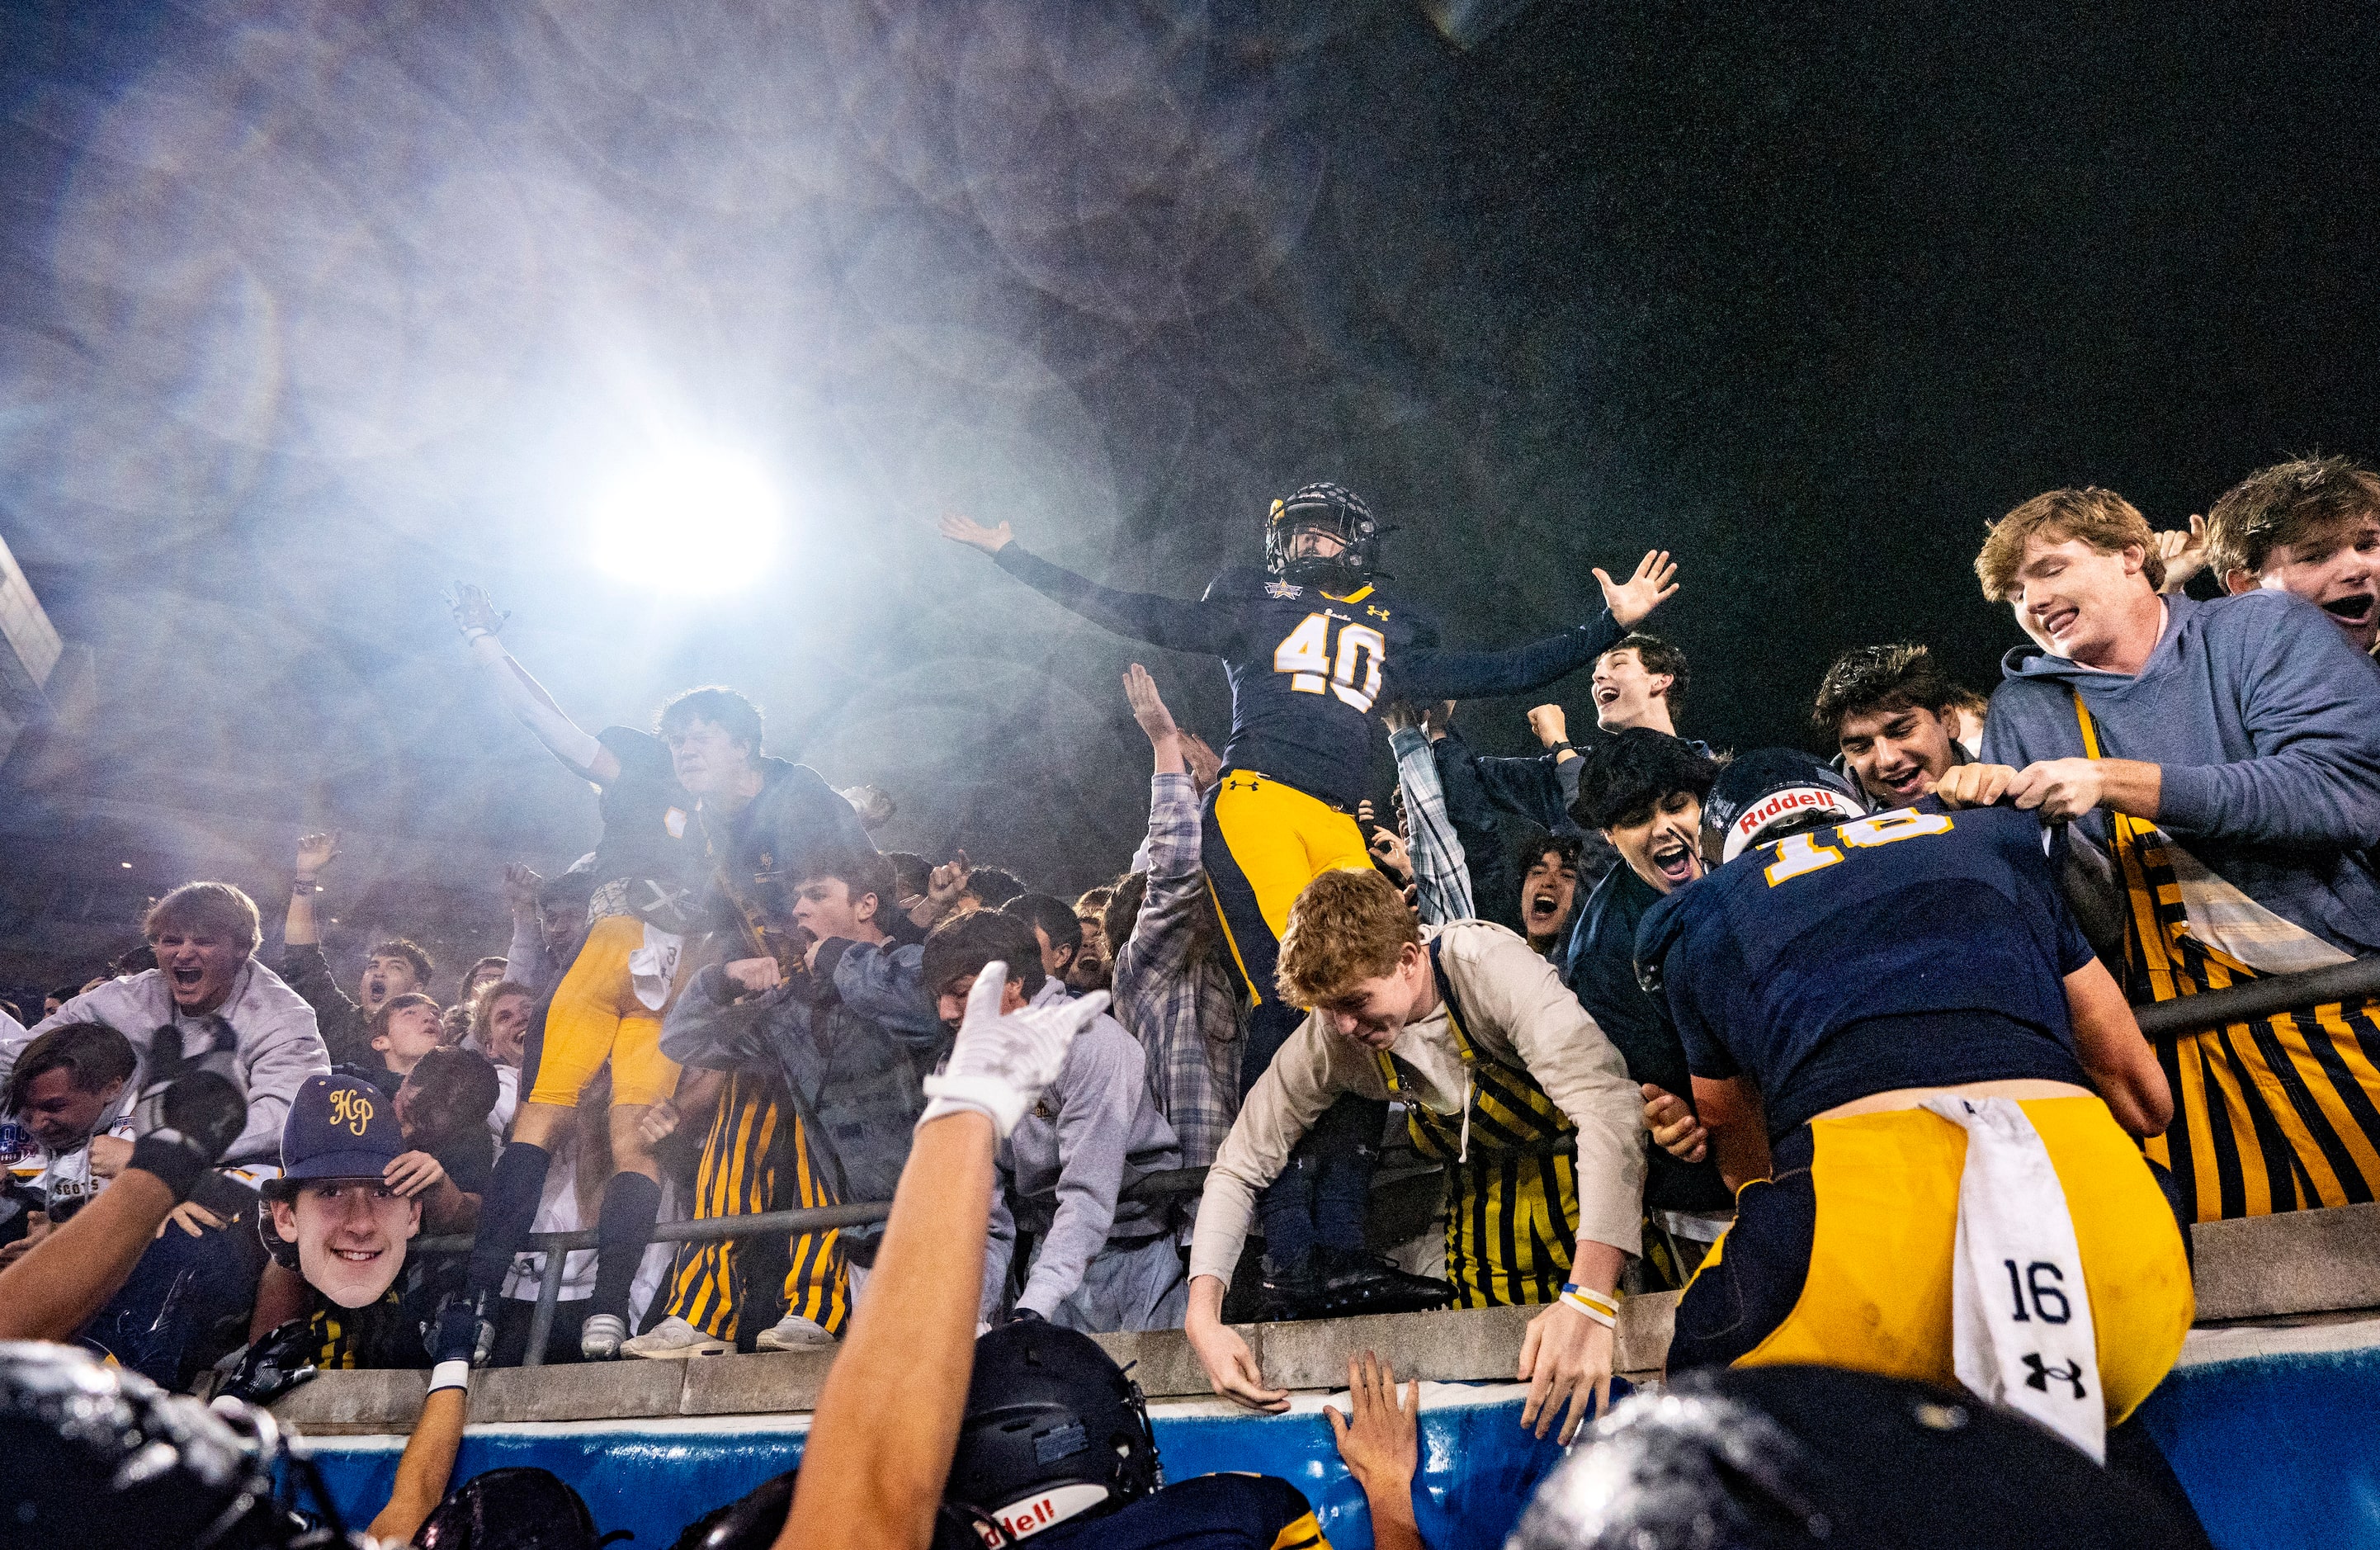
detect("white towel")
[1920,1095,2104,1462]
[627,924,685,1013]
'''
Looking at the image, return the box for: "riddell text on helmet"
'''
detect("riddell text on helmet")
[1732,787,1858,844]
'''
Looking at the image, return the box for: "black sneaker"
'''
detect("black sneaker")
[1315,1247,1454,1316]
[1251,1259,1325,1322]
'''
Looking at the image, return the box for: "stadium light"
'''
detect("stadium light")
[589,446,782,593]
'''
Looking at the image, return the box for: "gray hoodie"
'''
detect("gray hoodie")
[982,979,1181,1322]
[2,962,332,1167]
[1980,588,2380,956]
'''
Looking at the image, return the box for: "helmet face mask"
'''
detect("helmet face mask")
[1265,483,1384,592]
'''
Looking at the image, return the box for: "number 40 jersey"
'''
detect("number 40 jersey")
[990,547,1623,810]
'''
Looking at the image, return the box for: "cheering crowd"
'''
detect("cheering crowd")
[0,454,2375,1548]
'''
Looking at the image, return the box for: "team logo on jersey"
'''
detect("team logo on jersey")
[1265,580,1304,599]
[664,807,688,839]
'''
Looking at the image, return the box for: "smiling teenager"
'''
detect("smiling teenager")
[1183,867,1642,1444]
[1812,643,1972,811]
[2205,455,2380,657]
[1954,486,2380,1222]
[0,882,331,1387]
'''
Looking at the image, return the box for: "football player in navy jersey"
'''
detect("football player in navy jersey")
[943,487,1678,1309]
[1633,751,2192,1440]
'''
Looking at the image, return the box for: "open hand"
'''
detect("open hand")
[157,1201,226,1240]
[921,963,1110,1139]
[1594,550,1679,630]
[939,513,1014,553]
[1518,1299,1615,1444]
[1643,1084,1707,1162]
[1182,732,1223,792]
[384,1151,448,1199]
[295,831,340,878]
[446,582,508,638]
[1327,1351,1419,1495]
[1123,664,1180,745]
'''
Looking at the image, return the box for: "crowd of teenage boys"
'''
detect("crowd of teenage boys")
[0,453,2375,1548]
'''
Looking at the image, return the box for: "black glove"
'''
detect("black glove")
[430,1294,481,1368]
[215,1317,320,1406]
[130,1071,248,1202]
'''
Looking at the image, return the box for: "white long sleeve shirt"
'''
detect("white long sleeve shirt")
[1189,920,1645,1287]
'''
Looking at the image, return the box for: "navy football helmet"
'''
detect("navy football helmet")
[1264,482,1385,592]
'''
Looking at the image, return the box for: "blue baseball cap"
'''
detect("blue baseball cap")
[278,1075,404,1182]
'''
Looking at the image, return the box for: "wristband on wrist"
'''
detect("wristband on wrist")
[428,1359,471,1394]
[291,877,319,894]
[1559,1282,1619,1327]
[1550,741,1575,757]
[460,627,493,646]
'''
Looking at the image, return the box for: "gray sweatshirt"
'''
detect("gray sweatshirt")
[984,980,1182,1322]
[2,962,332,1168]
[1980,589,2380,956]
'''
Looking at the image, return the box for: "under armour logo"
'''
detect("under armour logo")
[2022,1354,2087,1401]
[1367,605,1390,620]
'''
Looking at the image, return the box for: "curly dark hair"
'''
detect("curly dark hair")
[1811,643,1960,737]
[1571,729,1724,831]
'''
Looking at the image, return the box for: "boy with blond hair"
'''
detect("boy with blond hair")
[1182,867,1642,1446]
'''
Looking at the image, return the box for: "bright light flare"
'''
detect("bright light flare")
[589,447,782,594]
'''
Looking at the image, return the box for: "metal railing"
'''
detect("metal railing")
[412,957,2380,1366]
[416,1166,1213,1367]
[2132,956,2380,1040]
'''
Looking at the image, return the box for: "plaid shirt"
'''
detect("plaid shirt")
[1391,724,1476,926]
[1108,772,1244,1168]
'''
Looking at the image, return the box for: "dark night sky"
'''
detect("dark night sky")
[0,0,2374,967]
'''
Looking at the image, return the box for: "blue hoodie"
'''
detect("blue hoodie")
[1979,588,2380,956]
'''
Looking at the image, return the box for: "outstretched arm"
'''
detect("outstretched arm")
[283,830,340,950]
[942,513,1233,656]
[1398,551,1679,702]
[782,968,1109,1550]
[447,584,620,783]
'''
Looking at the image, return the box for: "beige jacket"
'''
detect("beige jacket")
[1188,920,1645,1287]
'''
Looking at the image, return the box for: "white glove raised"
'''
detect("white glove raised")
[918,963,1110,1140]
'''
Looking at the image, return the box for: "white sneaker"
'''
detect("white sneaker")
[579,1312,628,1359]
[753,1315,838,1352]
[621,1316,731,1361]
